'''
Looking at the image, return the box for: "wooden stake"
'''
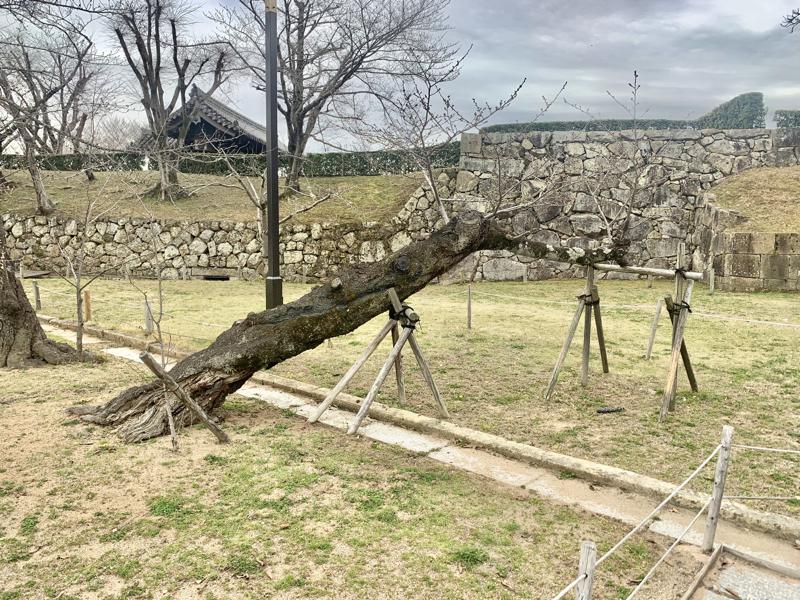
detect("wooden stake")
[660,280,695,421]
[702,425,734,553]
[647,274,653,288]
[348,326,413,434]
[709,267,715,296]
[144,300,154,335]
[387,288,448,418]
[391,323,406,404]
[591,286,609,374]
[308,319,395,423]
[664,296,698,392]
[575,540,597,600]
[83,290,92,322]
[407,333,449,418]
[467,284,472,330]
[545,298,586,400]
[139,351,230,443]
[581,267,595,387]
[32,281,41,311]
[645,299,663,360]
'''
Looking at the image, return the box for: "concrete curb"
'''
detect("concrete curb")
[41,315,800,541]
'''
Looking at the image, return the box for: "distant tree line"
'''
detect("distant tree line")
[484,92,768,133]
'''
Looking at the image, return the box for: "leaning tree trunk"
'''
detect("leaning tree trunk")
[70,211,627,442]
[25,145,55,216]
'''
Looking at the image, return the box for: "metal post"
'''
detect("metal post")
[467,284,472,330]
[264,0,282,309]
[702,425,734,553]
[575,540,596,600]
[32,281,41,311]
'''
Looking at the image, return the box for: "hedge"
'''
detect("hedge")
[0,143,460,178]
[775,110,800,128]
[485,92,767,133]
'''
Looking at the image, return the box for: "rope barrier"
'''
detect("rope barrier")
[595,444,720,567]
[626,498,712,599]
[732,444,800,456]
[723,495,800,501]
[550,444,721,600]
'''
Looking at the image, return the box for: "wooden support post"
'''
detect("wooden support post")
[645,299,663,360]
[388,288,449,419]
[144,300,154,336]
[660,280,695,421]
[407,333,449,418]
[32,281,41,311]
[702,425,734,553]
[575,540,597,600]
[83,290,92,322]
[709,267,715,296]
[545,298,586,400]
[581,267,595,387]
[591,286,609,374]
[348,326,413,434]
[391,323,406,404]
[647,274,653,288]
[308,319,395,423]
[523,269,528,283]
[139,351,230,443]
[674,243,686,302]
[467,284,472,330]
[664,296,699,392]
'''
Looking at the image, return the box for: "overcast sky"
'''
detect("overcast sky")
[223,0,800,134]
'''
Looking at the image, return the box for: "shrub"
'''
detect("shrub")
[775,110,800,128]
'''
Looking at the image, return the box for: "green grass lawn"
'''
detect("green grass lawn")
[26,277,800,519]
[0,358,695,599]
[1,170,421,225]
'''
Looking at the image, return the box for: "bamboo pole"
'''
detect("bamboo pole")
[592,263,703,281]
[139,351,230,443]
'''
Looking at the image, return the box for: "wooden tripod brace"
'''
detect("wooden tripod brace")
[544,266,609,400]
[308,288,449,434]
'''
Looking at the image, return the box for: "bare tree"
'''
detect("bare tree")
[340,47,539,224]
[108,0,227,200]
[209,0,454,192]
[0,27,94,213]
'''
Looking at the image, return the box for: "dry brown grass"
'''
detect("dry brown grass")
[0,358,696,599]
[711,165,800,232]
[1,169,421,225]
[26,277,800,520]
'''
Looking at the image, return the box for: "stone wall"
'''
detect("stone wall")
[1,213,411,282]
[442,127,800,281]
[709,232,800,292]
[5,127,800,287]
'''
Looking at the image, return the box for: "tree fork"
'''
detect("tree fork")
[69,211,626,442]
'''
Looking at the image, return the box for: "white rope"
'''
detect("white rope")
[551,573,586,600]
[732,444,800,456]
[626,498,712,599]
[723,495,800,501]
[595,444,720,567]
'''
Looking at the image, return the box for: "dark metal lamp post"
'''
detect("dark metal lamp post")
[264,0,283,309]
